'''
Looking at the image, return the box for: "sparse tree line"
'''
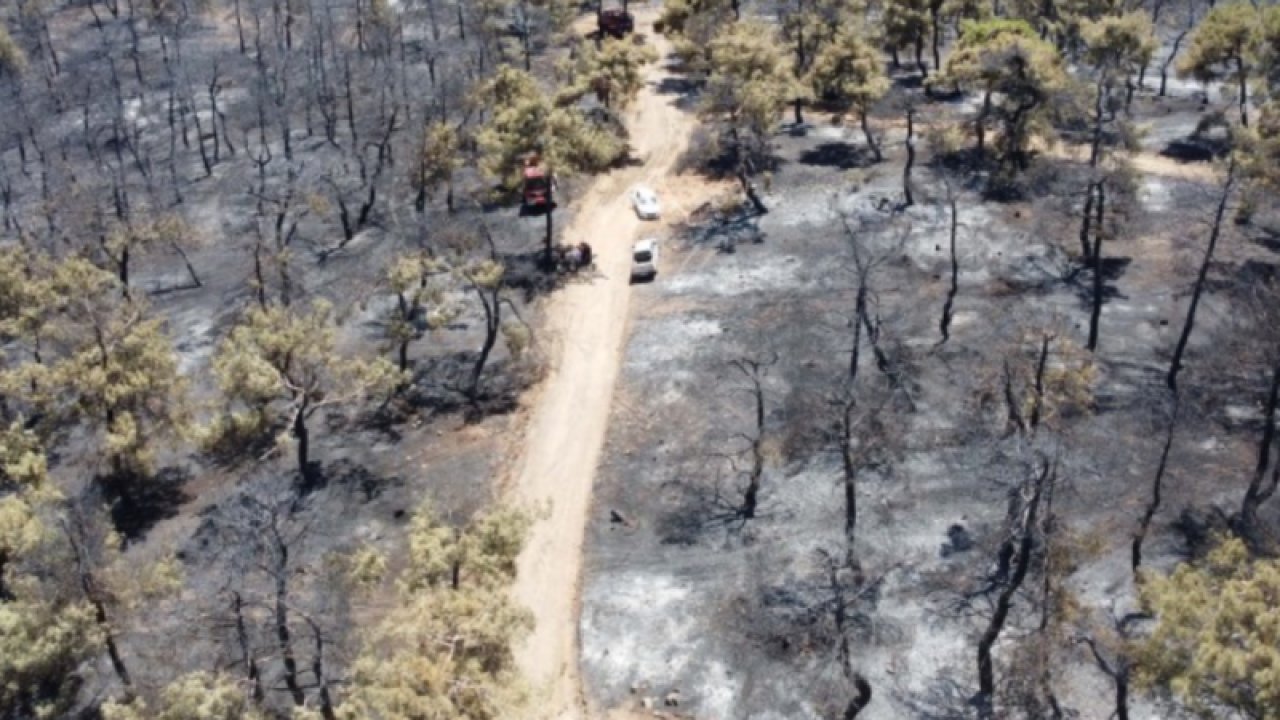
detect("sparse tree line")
[0,0,667,716]
[0,204,539,718]
[660,0,1280,717]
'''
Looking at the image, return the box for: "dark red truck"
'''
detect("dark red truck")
[522,155,553,213]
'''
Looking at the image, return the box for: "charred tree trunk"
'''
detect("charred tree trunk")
[1087,182,1106,352]
[738,170,768,215]
[1240,352,1280,536]
[305,618,337,720]
[976,90,991,160]
[0,550,11,602]
[732,356,773,521]
[1132,398,1178,577]
[837,394,860,565]
[273,529,306,708]
[252,241,268,308]
[1029,334,1051,433]
[931,9,943,74]
[231,591,264,703]
[743,366,766,520]
[974,462,1050,719]
[468,281,501,404]
[1168,160,1236,391]
[843,674,873,719]
[1080,183,1096,260]
[234,0,246,53]
[939,189,960,345]
[97,597,134,696]
[903,108,916,207]
[1082,636,1132,720]
[732,132,769,215]
[398,297,412,374]
[1080,78,1106,260]
[1159,20,1192,98]
[860,108,881,163]
[65,520,134,699]
[292,402,311,483]
[544,194,556,269]
[170,240,202,290]
[1236,56,1249,128]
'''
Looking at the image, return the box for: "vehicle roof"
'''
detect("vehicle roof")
[633,238,658,252]
[633,185,655,197]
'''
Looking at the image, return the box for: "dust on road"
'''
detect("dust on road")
[505,12,709,720]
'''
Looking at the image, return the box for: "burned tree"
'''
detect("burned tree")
[1167,155,1238,391]
[973,457,1055,720]
[938,181,962,345]
[702,20,807,214]
[454,230,529,408]
[806,20,889,164]
[727,353,777,521]
[837,202,910,395]
[208,300,401,481]
[1131,397,1180,575]
[382,252,459,376]
[826,385,894,568]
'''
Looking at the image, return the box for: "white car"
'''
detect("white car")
[631,239,659,282]
[631,185,661,220]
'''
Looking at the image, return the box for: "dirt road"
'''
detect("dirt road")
[507,16,702,720]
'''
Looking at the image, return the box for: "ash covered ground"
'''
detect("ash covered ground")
[580,80,1276,719]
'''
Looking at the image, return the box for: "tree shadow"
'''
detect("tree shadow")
[98,467,193,542]
[892,73,925,90]
[673,201,766,254]
[676,126,784,180]
[610,152,646,170]
[201,420,281,471]
[1205,259,1280,293]
[1160,135,1228,163]
[652,76,701,111]
[799,142,876,170]
[1248,226,1280,254]
[894,676,979,720]
[925,86,967,103]
[299,458,405,503]
[500,249,564,301]
[405,352,524,417]
[1173,504,1230,560]
[1069,256,1132,308]
[928,146,988,175]
[655,75,698,96]
[653,474,778,546]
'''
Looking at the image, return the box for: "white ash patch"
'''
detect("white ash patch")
[763,192,842,228]
[811,124,851,141]
[580,571,741,718]
[900,203,1044,285]
[172,311,216,376]
[625,315,722,372]
[1141,177,1174,212]
[664,254,805,297]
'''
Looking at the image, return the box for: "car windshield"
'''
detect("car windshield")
[634,250,653,263]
